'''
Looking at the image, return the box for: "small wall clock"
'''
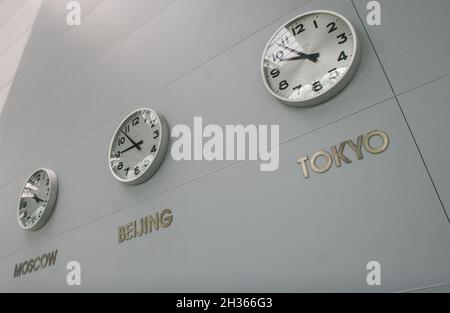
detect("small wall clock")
[109,108,169,185]
[18,169,58,231]
[261,10,361,107]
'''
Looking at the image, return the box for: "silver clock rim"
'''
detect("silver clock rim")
[17,168,58,231]
[108,107,169,185]
[260,9,362,107]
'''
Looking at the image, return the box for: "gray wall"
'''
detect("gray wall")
[0,0,449,292]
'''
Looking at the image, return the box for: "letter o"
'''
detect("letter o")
[22,261,29,275]
[41,254,48,269]
[310,150,332,173]
[364,130,389,154]
[34,257,41,271]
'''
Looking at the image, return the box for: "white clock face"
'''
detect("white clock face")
[109,108,169,185]
[261,10,361,107]
[18,169,58,231]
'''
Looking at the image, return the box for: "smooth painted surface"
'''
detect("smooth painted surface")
[353,0,450,94]
[398,74,450,218]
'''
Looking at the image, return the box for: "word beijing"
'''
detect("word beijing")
[297,130,389,178]
[14,249,58,278]
[118,209,173,243]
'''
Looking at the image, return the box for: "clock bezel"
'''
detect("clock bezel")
[108,107,169,185]
[260,10,362,107]
[17,168,58,231]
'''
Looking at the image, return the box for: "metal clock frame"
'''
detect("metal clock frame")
[108,107,169,185]
[17,168,58,231]
[260,10,362,107]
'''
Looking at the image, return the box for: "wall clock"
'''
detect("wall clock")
[109,108,169,185]
[18,169,58,231]
[261,10,361,107]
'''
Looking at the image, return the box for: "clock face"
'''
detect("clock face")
[109,108,169,185]
[18,169,58,231]
[261,10,361,107]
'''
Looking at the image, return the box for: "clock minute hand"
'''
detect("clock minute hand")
[120,140,144,154]
[33,194,45,203]
[121,130,142,151]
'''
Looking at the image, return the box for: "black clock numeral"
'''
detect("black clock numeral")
[338,51,348,61]
[118,162,124,170]
[279,80,289,90]
[270,68,280,78]
[326,22,337,33]
[123,124,130,133]
[293,84,302,91]
[124,167,130,175]
[134,167,140,175]
[151,145,157,153]
[272,50,284,62]
[313,81,323,92]
[292,23,305,36]
[337,33,348,44]
[118,137,125,146]
[153,130,160,139]
[114,151,121,158]
[313,20,318,29]
[132,116,140,126]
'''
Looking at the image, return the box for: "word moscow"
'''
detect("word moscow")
[14,250,58,278]
[297,130,389,178]
[171,117,279,172]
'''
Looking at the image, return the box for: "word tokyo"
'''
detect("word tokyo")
[297,130,389,178]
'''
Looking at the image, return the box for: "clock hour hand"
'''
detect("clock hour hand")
[277,44,320,62]
[33,194,45,203]
[120,140,144,154]
[280,53,320,63]
[121,130,142,151]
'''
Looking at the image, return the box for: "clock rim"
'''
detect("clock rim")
[260,9,362,107]
[108,107,169,185]
[17,168,58,231]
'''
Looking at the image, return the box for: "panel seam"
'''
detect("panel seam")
[350,0,449,224]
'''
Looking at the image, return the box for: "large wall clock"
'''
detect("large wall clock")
[109,108,169,185]
[18,169,58,231]
[261,10,361,107]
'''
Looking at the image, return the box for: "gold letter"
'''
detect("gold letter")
[310,150,332,173]
[148,213,160,233]
[364,130,389,154]
[331,142,351,167]
[296,156,310,178]
[136,218,144,237]
[160,209,173,228]
[125,223,133,240]
[346,135,364,160]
